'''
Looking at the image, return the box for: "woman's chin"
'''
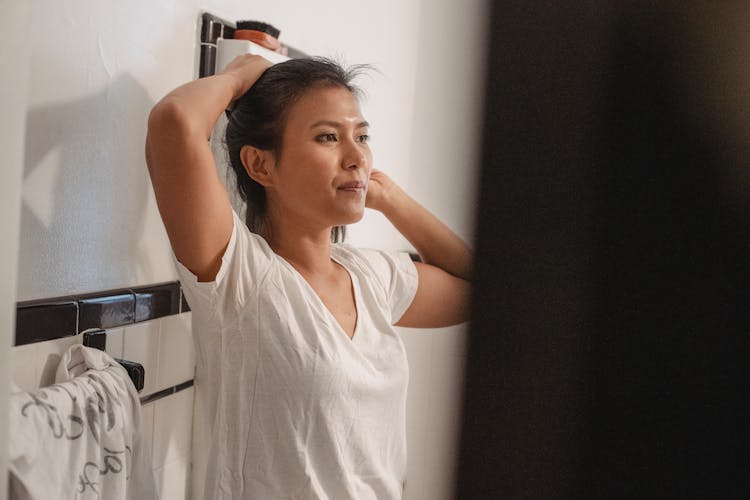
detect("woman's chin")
[342,210,365,225]
[323,200,366,227]
[335,203,366,224]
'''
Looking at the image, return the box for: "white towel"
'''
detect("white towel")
[8,344,156,500]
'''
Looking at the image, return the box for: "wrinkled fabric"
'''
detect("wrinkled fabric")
[8,344,156,500]
[178,209,418,500]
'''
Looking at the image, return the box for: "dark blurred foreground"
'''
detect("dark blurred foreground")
[459,2,750,498]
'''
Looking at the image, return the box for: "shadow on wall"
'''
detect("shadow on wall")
[20,71,154,299]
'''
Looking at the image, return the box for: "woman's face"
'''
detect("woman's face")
[267,85,372,232]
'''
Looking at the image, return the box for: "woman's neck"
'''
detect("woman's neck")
[263,213,335,276]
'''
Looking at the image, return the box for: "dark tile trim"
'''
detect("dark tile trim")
[198,12,306,79]
[140,379,194,406]
[199,13,234,78]
[180,289,191,313]
[14,281,188,347]
[15,298,78,347]
[200,12,227,45]
[77,289,135,332]
[133,282,181,323]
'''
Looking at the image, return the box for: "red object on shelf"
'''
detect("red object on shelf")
[233,29,282,52]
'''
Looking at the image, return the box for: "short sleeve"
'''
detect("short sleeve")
[174,209,274,317]
[350,248,419,324]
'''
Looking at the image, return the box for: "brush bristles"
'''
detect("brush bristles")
[235,20,280,39]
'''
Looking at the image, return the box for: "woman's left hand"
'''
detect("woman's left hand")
[365,168,473,328]
[365,169,402,212]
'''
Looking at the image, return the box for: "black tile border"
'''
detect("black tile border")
[14,281,188,347]
[133,282,181,323]
[199,12,230,78]
[15,298,79,347]
[198,12,307,79]
[140,379,194,406]
[181,291,191,313]
[77,289,135,332]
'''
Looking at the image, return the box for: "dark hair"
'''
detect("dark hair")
[225,57,369,242]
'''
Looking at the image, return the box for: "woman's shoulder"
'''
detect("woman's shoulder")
[231,210,275,257]
[332,244,415,281]
[331,243,377,268]
[332,244,418,316]
[176,209,277,299]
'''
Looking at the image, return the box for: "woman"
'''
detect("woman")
[145,54,471,499]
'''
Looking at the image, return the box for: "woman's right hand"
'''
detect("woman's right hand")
[221,54,273,101]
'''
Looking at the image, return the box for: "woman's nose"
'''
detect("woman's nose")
[341,143,368,170]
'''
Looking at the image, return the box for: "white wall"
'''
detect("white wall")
[408,0,486,243]
[9,0,486,498]
[0,2,31,499]
[18,0,188,300]
[16,0,425,301]
[398,1,487,498]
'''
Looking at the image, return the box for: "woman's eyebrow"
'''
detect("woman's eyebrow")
[309,120,370,129]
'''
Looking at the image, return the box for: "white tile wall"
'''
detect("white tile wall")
[11,311,196,500]
[10,335,83,391]
[104,327,125,359]
[122,320,161,395]
[152,386,194,469]
[154,457,190,500]
[10,342,38,392]
[139,312,195,500]
[422,352,466,500]
[141,402,155,470]
[432,324,469,359]
[400,327,434,500]
[400,325,468,500]
[157,312,194,389]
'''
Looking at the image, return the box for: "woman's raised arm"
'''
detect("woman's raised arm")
[365,169,473,328]
[145,55,271,281]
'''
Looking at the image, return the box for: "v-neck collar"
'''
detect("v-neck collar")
[276,250,362,342]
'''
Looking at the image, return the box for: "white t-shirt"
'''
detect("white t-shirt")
[176,210,418,500]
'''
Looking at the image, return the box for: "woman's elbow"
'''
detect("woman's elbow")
[147,98,183,139]
[145,100,193,168]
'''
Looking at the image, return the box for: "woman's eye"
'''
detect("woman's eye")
[317,133,337,142]
[357,134,370,144]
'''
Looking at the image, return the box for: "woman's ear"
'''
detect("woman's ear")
[240,145,275,187]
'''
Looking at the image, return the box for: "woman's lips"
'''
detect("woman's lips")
[337,181,366,191]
